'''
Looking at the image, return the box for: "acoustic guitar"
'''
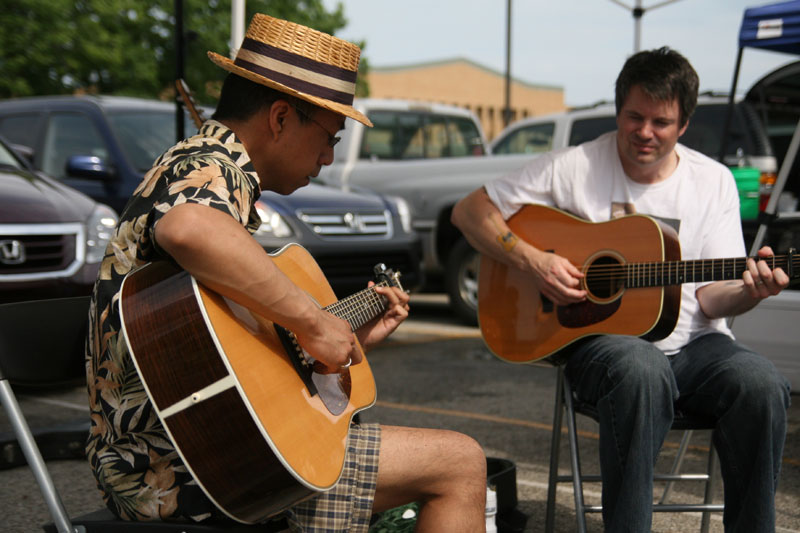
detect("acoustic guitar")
[478,204,798,364]
[119,243,402,523]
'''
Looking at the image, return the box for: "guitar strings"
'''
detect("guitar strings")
[573,254,795,273]
[572,255,797,284]
[325,281,391,330]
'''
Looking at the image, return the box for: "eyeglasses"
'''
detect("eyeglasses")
[293,105,341,148]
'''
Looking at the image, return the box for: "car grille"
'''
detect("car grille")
[0,223,83,280]
[316,251,420,297]
[296,209,392,238]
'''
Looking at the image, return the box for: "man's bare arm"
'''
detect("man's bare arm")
[451,187,586,305]
[154,202,360,370]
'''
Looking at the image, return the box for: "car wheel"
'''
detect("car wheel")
[445,238,480,326]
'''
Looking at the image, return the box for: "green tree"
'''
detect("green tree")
[0,0,368,102]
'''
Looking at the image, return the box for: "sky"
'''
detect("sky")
[320,0,798,108]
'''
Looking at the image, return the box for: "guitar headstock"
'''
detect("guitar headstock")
[373,263,404,292]
[175,78,207,129]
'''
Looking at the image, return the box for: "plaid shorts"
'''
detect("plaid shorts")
[284,422,381,533]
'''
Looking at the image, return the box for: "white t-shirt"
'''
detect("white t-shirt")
[484,131,745,353]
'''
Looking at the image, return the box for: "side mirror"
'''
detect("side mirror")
[9,143,35,165]
[65,155,117,181]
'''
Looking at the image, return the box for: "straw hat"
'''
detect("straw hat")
[208,13,371,126]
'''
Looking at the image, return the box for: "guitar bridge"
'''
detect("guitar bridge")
[542,249,555,313]
[273,324,351,416]
[274,324,318,397]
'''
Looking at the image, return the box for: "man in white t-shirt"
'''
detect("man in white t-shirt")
[453,47,791,533]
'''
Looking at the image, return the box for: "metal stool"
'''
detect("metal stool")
[545,365,724,533]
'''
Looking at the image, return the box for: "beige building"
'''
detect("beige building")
[365,57,565,140]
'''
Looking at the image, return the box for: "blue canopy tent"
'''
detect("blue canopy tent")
[724,0,800,254]
[738,0,800,53]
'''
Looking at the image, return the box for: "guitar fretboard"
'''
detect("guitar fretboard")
[324,281,392,330]
[587,253,798,289]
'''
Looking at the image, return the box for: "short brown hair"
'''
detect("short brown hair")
[615,47,699,128]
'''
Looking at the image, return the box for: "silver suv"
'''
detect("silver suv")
[490,94,782,212]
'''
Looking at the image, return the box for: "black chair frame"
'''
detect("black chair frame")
[544,365,724,533]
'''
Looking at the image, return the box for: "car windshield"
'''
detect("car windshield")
[679,103,758,159]
[361,110,485,160]
[106,111,199,172]
[568,116,618,146]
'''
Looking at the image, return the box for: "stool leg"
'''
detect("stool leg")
[700,442,718,533]
[562,373,588,533]
[0,379,76,533]
[545,367,565,533]
[659,429,693,504]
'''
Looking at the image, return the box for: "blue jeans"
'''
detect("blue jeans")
[564,333,791,533]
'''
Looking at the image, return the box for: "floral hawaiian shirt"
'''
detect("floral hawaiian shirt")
[85,120,262,522]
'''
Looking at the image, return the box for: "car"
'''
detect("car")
[316,97,532,323]
[253,183,422,297]
[0,95,204,215]
[0,95,423,296]
[490,92,800,391]
[0,135,118,303]
[490,93,783,221]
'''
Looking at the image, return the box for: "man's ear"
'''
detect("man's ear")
[678,118,689,138]
[268,100,292,139]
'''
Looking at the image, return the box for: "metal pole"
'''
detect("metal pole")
[231,0,245,58]
[750,117,800,255]
[607,0,684,53]
[633,0,644,52]
[175,0,185,142]
[503,0,512,128]
[719,47,743,163]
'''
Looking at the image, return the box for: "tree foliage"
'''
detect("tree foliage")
[0,0,368,103]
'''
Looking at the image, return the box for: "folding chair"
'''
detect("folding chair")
[545,365,724,533]
[0,297,287,532]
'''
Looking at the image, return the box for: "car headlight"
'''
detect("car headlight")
[85,204,118,264]
[254,200,294,238]
[387,195,413,234]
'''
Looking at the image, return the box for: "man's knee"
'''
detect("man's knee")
[442,431,487,482]
[720,352,791,411]
[566,336,676,405]
[378,426,486,489]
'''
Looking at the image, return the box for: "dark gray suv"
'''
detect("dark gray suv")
[0,95,422,296]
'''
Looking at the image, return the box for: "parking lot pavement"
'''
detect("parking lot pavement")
[0,293,798,532]
[370,294,800,532]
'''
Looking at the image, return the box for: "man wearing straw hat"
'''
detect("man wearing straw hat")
[85,13,487,532]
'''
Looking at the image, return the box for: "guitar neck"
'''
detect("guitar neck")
[324,282,390,330]
[175,78,206,129]
[623,253,798,288]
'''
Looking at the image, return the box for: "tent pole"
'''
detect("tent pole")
[719,47,744,163]
[749,116,800,255]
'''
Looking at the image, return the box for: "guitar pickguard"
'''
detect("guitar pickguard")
[557,299,622,328]
[274,324,351,416]
[219,293,352,417]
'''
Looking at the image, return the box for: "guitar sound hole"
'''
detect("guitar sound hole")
[585,255,624,300]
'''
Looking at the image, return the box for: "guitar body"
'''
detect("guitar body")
[478,205,681,363]
[119,243,377,523]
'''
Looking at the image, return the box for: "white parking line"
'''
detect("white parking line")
[29,397,87,412]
